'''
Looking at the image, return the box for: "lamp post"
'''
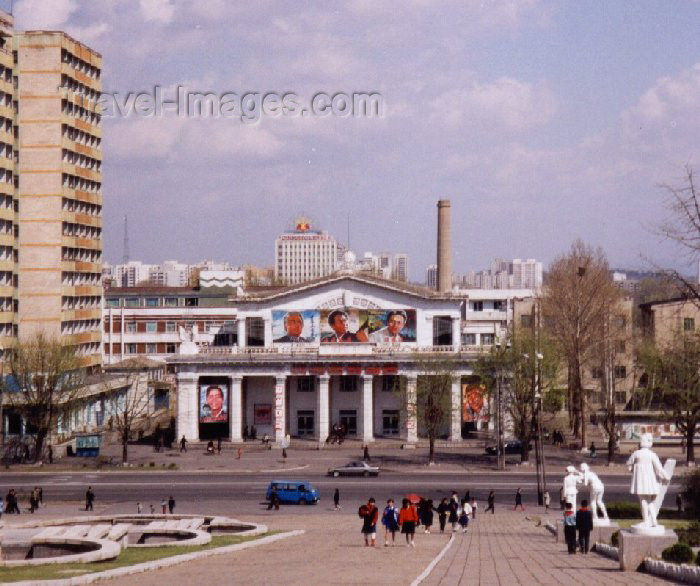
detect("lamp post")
[534,352,546,505]
[494,341,509,471]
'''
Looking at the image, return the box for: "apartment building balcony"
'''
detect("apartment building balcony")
[464,309,508,322]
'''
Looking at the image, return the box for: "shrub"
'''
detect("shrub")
[697,551,700,566]
[149,461,155,467]
[661,543,694,564]
[605,501,641,519]
[611,530,619,547]
[683,468,700,514]
[676,521,700,547]
[167,462,177,470]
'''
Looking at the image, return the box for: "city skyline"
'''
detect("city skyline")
[11,1,700,280]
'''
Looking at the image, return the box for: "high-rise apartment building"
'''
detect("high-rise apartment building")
[274,217,338,285]
[15,30,103,368]
[392,253,408,283]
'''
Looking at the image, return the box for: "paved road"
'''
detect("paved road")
[0,470,683,513]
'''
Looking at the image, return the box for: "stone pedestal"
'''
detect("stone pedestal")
[619,529,678,571]
[591,522,619,545]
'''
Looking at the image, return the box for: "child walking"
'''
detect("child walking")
[381,499,399,546]
[399,498,418,547]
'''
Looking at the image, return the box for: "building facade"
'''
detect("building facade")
[274,218,338,285]
[167,275,475,444]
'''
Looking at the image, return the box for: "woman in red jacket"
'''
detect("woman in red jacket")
[399,498,419,547]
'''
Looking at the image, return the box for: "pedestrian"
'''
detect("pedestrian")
[7,489,20,514]
[589,442,596,458]
[250,425,257,440]
[333,488,340,510]
[217,437,222,454]
[359,497,379,547]
[576,499,593,553]
[236,447,243,459]
[485,490,495,514]
[399,498,418,547]
[458,500,472,533]
[381,498,399,546]
[563,502,577,554]
[448,497,459,531]
[437,497,450,533]
[37,487,43,508]
[137,502,143,514]
[267,488,280,511]
[29,488,38,513]
[85,486,95,511]
[168,495,175,514]
[180,435,187,453]
[161,499,167,514]
[423,499,434,533]
[676,492,684,513]
[48,444,53,464]
[513,488,524,511]
[149,504,155,514]
[470,497,477,519]
[543,490,550,512]
[243,425,249,441]
[363,444,370,462]
[463,489,471,504]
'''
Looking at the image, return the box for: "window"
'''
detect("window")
[166,343,176,353]
[146,297,159,307]
[296,376,315,392]
[297,410,314,436]
[105,298,119,308]
[146,322,157,333]
[472,301,483,312]
[126,343,137,354]
[684,318,695,332]
[125,298,140,307]
[246,317,265,347]
[615,340,626,353]
[126,321,137,333]
[339,410,357,435]
[615,392,627,404]
[520,315,532,327]
[165,297,178,307]
[382,410,400,436]
[614,365,627,379]
[480,333,495,346]
[493,300,505,311]
[461,333,476,345]
[146,343,156,353]
[339,376,358,392]
[433,316,453,346]
[185,297,198,307]
[591,367,603,379]
[166,321,177,333]
[382,375,399,392]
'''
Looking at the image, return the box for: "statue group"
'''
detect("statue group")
[562,463,609,526]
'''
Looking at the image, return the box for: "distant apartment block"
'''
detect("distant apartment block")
[426,264,438,290]
[453,258,543,290]
[103,259,236,288]
[274,217,338,285]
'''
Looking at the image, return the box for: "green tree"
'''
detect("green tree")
[1,333,81,462]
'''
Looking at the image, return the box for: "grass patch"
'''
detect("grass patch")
[0,533,271,583]
[615,519,690,529]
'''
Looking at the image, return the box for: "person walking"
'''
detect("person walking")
[543,490,551,513]
[217,437,222,455]
[513,488,525,511]
[436,497,450,533]
[576,499,594,553]
[381,499,399,546]
[448,497,459,531]
[458,500,472,533]
[168,496,176,514]
[85,486,95,511]
[563,502,577,554]
[180,435,187,453]
[359,498,379,547]
[470,497,478,519]
[137,502,143,514]
[399,498,418,547]
[29,488,38,513]
[676,492,684,513]
[333,488,340,510]
[363,444,370,462]
[267,488,280,511]
[423,499,434,533]
[485,490,495,514]
[161,499,167,514]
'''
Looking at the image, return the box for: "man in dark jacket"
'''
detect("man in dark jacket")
[576,499,594,553]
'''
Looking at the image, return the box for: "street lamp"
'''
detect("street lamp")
[494,341,510,471]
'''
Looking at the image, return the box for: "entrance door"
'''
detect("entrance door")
[297,410,314,436]
[339,410,357,436]
[382,410,400,436]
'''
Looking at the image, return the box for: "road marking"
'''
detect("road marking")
[411,534,455,586]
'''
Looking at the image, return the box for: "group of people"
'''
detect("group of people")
[3,486,43,515]
[562,499,594,554]
[326,422,347,444]
[551,430,565,446]
[359,490,483,548]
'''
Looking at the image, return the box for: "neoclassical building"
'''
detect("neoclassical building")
[168,275,480,444]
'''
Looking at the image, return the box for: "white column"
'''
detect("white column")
[237,317,246,348]
[230,375,243,442]
[360,375,374,442]
[452,317,461,349]
[177,372,199,442]
[449,378,462,441]
[264,318,272,347]
[274,375,286,444]
[405,375,418,444]
[317,375,330,443]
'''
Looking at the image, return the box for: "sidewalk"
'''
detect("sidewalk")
[422,511,671,585]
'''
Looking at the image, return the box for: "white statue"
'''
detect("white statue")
[178,325,200,355]
[579,463,609,526]
[563,465,580,511]
[626,433,674,535]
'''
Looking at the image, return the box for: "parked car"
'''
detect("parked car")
[327,461,380,477]
[485,440,531,455]
[265,480,320,505]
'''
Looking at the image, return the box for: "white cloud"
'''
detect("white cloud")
[14,0,77,29]
[430,77,557,131]
[139,0,175,25]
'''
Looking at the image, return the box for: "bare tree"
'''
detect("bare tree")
[103,371,151,464]
[1,333,81,462]
[541,239,621,447]
[637,335,700,465]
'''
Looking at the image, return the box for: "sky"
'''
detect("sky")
[11,0,700,280]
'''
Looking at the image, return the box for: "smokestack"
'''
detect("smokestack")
[437,199,452,293]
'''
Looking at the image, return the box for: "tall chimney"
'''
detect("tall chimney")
[437,199,452,293]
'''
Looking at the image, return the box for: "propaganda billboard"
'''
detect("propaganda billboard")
[199,383,229,424]
[320,308,416,344]
[462,384,488,423]
[272,310,320,343]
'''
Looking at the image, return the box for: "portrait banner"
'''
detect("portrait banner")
[199,384,229,424]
